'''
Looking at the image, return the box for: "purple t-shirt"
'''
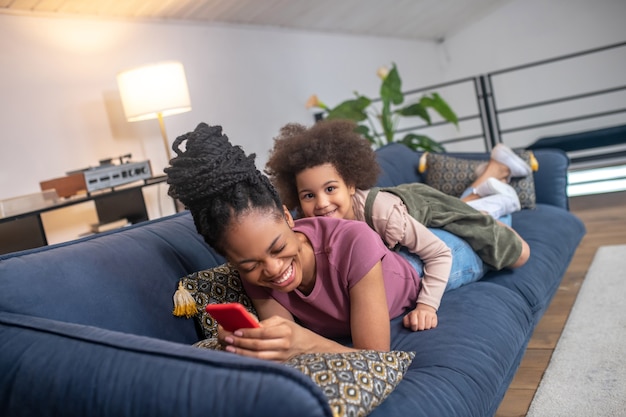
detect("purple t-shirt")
[242,217,421,339]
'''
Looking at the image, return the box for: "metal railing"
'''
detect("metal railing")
[399,76,490,147]
[398,41,626,155]
[483,41,626,149]
[315,41,626,159]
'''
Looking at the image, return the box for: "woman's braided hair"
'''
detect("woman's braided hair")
[165,122,283,255]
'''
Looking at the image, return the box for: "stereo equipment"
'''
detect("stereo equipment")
[40,157,153,198]
[82,160,152,192]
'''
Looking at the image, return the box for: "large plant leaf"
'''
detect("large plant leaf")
[419,93,459,127]
[313,64,459,152]
[353,124,375,144]
[400,133,446,152]
[380,64,403,105]
[326,96,371,121]
[395,102,431,124]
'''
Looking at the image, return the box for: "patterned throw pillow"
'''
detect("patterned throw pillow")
[178,263,257,339]
[285,350,415,417]
[192,337,224,350]
[422,151,536,209]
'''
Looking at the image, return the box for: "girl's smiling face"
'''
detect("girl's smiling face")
[296,163,356,220]
[222,207,316,295]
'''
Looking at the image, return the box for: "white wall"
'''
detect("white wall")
[0,13,438,242]
[0,14,439,201]
[438,0,626,150]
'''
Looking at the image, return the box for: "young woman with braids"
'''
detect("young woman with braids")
[166,122,452,362]
[264,119,531,297]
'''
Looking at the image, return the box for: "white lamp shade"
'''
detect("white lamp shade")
[117,61,191,122]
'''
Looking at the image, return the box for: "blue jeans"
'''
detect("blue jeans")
[399,187,510,291]
[399,228,488,291]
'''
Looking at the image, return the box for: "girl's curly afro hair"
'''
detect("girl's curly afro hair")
[265,119,380,211]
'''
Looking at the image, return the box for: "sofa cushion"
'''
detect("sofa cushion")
[178,263,256,338]
[527,148,570,209]
[482,204,586,315]
[421,151,536,209]
[285,350,414,417]
[374,143,424,186]
[371,282,535,417]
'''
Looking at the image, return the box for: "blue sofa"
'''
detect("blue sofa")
[0,143,585,417]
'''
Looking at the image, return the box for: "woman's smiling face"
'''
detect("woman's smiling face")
[296,163,356,220]
[222,207,315,294]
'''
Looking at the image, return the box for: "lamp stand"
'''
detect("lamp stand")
[157,112,172,163]
[156,112,184,213]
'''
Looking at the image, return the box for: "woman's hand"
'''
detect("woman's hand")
[403,303,438,331]
[221,316,352,362]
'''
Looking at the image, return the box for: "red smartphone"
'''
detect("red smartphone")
[205,303,260,332]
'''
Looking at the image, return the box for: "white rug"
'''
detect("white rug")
[527,244,626,417]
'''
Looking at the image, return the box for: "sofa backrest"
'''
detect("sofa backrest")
[374,143,425,186]
[374,143,570,210]
[0,212,223,344]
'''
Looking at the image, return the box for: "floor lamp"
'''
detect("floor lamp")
[116,61,192,163]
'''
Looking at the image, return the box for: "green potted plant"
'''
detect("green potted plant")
[306,63,459,152]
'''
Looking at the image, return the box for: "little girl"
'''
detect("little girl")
[165,123,452,362]
[265,119,531,299]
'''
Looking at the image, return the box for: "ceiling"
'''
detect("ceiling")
[0,0,510,41]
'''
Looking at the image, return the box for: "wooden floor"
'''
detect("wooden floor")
[495,190,626,417]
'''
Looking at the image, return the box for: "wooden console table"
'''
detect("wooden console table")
[0,176,175,255]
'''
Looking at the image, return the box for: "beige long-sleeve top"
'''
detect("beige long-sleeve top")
[352,189,451,311]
